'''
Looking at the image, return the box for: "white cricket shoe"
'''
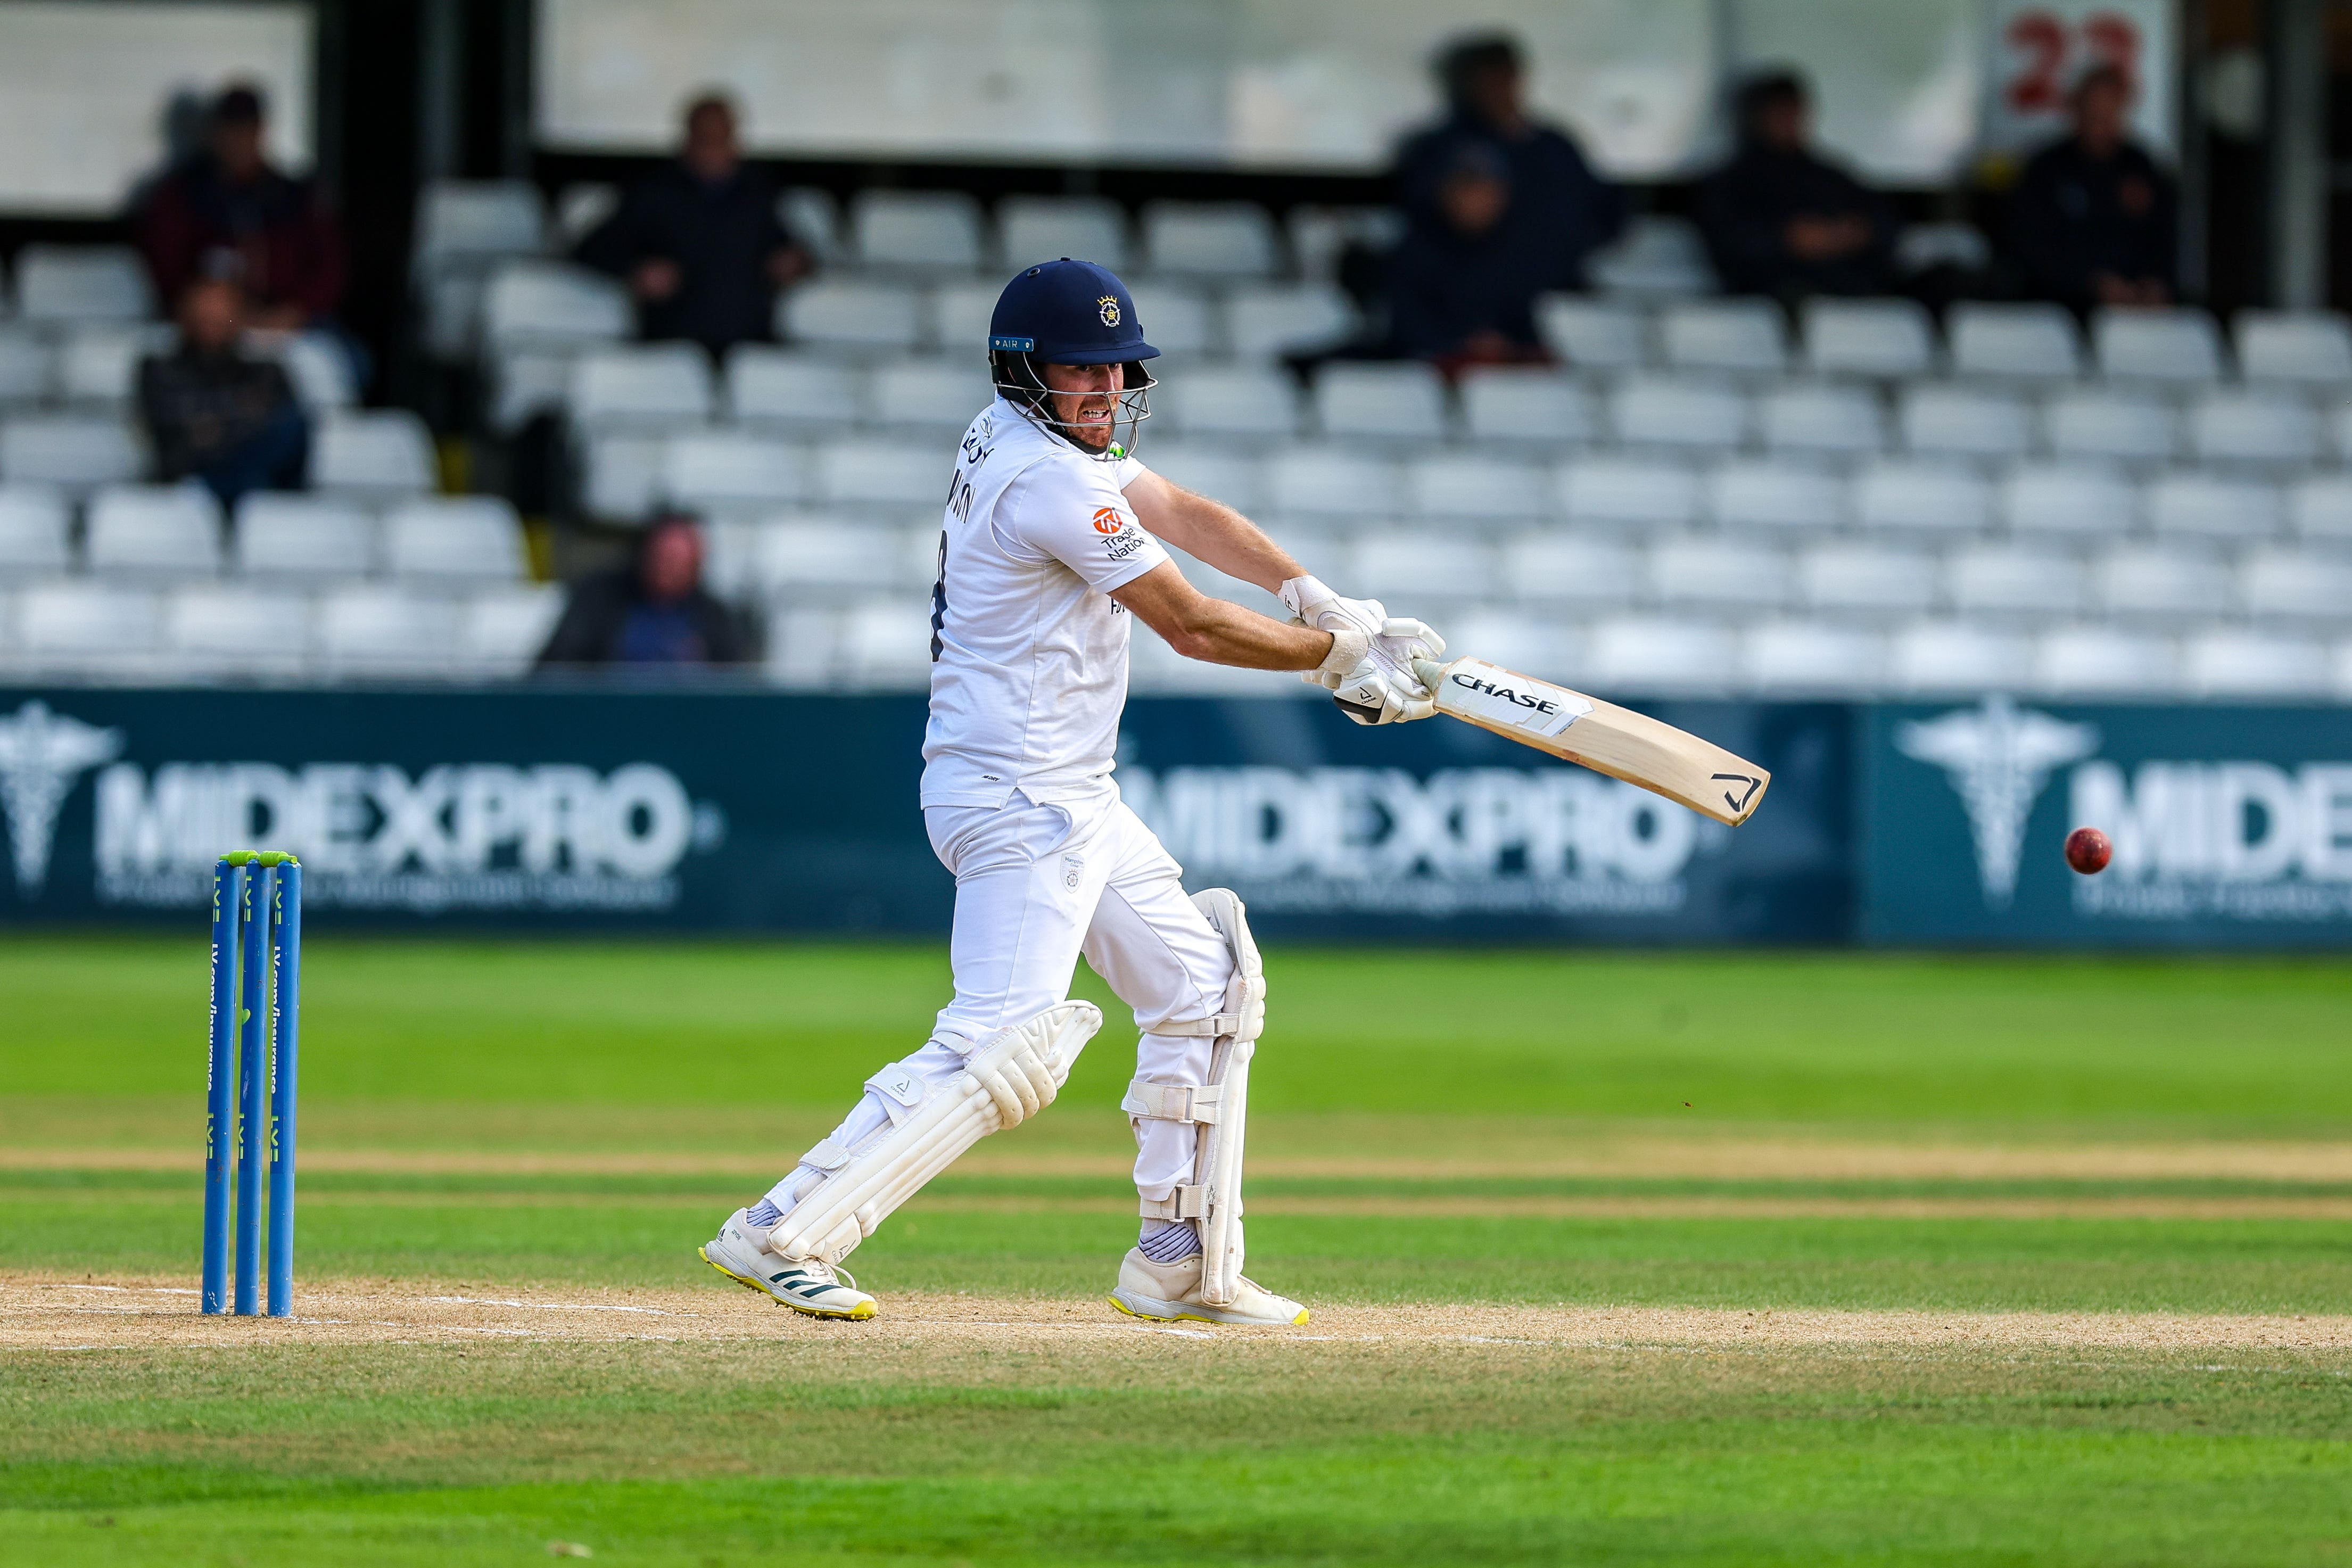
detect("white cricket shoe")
[700,1208,877,1321]
[1108,1248,1310,1327]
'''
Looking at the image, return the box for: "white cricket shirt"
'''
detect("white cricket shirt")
[920,397,1171,808]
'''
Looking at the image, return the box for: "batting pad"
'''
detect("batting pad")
[769,1000,1103,1264]
[1125,887,1261,1306]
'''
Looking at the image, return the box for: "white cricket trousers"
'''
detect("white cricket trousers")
[769,788,1236,1212]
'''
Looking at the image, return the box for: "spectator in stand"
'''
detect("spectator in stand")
[1696,71,1898,303]
[538,513,752,669]
[2009,64,2176,312]
[576,94,814,359]
[1392,34,1623,294]
[138,84,350,344]
[138,275,309,509]
[1388,143,1550,367]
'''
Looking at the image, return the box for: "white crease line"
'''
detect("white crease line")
[420,1296,684,1316]
[1129,1324,1216,1340]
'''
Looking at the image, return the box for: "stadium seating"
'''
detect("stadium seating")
[312,411,438,499]
[84,485,224,580]
[998,195,1130,272]
[854,191,985,272]
[233,494,379,581]
[14,246,153,325]
[1140,202,1279,279]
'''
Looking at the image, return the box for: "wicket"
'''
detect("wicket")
[202,851,301,1317]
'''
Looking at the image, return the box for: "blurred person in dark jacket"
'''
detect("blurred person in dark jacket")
[538,513,752,669]
[2009,64,2176,311]
[1392,34,1623,293]
[137,276,308,509]
[1697,71,1898,301]
[577,94,813,358]
[138,85,348,335]
[1388,143,1550,366]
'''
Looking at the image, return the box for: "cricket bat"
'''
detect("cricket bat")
[1413,657,1770,827]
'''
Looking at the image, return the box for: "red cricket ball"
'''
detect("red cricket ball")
[2064,827,2112,875]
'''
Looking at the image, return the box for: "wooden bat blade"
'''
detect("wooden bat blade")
[1417,657,1770,826]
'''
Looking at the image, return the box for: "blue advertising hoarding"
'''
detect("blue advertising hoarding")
[0,687,1852,942]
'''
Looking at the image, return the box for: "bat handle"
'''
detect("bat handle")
[1412,656,1449,689]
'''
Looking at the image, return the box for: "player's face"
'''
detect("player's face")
[1039,362,1125,449]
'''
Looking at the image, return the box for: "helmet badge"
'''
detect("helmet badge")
[1097,294,1121,327]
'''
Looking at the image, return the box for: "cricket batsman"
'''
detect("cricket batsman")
[702,259,1444,1326]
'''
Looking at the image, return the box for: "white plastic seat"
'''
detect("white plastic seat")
[1709,461,1845,535]
[312,410,437,498]
[2235,310,2352,387]
[1583,617,1738,692]
[2290,476,2352,544]
[1125,284,1214,358]
[1743,622,1887,693]
[275,334,358,410]
[1889,620,2034,691]
[15,582,160,657]
[1350,531,1492,603]
[997,195,1129,271]
[2001,463,2136,541]
[663,431,806,512]
[854,192,984,271]
[815,438,945,508]
[2034,627,2178,696]
[233,493,378,580]
[2186,390,2322,468]
[867,359,993,432]
[1759,381,1885,457]
[1852,460,1993,539]
[581,430,667,522]
[381,496,526,583]
[1949,303,2083,382]
[14,246,153,324]
[1135,443,1261,514]
[1900,384,2033,460]
[1438,607,1580,675]
[1586,216,1716,299]
[1803,298,1935,378]
[1660,300,1786,375]
[779,280,927,355]
[2093,307,2225,384]
[1265,447,1399,519]
[2183,630,2330,696]
[1287,206,1406,283]
[1407,454,1547,522]
[779,187,844,264]
[839,597,937,687]
[317,585,465,675]
[1946,544,2090,617]
[1226,284,1354,360]
[2092,543,2231,620]
[481,260,631,349]
[2241,547,2352,622]
[750,517,905,598]
[413,181,546,270]
[0,415,143,491]
[2044,389,2178,465]
[1533,295,1647,370]
[2144,474,2283,542]
[568,344,714,428]
[1140,202,1277,279]
[1798,544,1938,617]
[1501,533,1640,606]
[1458,368,1597,447]
[1313,361,1445,442]
[460,583,566,675]
[1157,365,1298,441]
[484,344,577,434]
[85,485,224,579]
[0,331,53,404]
[1608,376,1747,450]
[928,281,1000,355]
[1648,538,1793,610]
[57,325,170,405]
[726,348,862,428]
[0,488,71,572]
[163,584,311,675]
[1556,457,1702,531]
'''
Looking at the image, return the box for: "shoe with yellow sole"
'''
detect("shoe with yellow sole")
[700,1208,877,1320]
[1108,1248,1308,1326]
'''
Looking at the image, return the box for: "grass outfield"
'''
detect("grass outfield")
[3,937,2349,1565]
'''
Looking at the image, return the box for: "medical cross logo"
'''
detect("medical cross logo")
[0,701,124,897]
[1092,507,1125,534]
[1896,695,2099,909]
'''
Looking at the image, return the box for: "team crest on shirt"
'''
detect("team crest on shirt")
[1092,507,1125,534]
[1097,294,1121,327]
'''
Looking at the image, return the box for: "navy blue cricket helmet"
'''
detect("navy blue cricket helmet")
[987,258,1158,456]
